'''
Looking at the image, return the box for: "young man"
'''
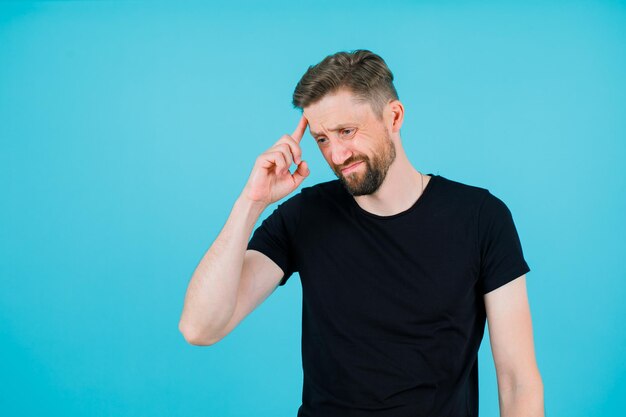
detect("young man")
[179,50,544,417]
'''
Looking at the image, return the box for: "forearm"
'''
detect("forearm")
[178,195,266,344]
[499,376,544,417]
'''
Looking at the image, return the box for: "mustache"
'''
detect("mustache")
[337,157,367,171]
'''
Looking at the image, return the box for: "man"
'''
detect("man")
[179,50,544,417]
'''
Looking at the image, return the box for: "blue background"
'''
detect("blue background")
[1,1,625,416]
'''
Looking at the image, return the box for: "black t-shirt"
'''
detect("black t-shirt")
[246,173,531,417]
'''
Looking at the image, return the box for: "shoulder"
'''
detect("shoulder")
[273,179,343,213]
[428,174,524,232]
[302,178,343,196]
[429,174,494,218]
[297,178,347,207]
[433,174,490,202]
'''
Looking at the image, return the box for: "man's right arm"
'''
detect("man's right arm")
[178,115,309,346]
[178,196,274,346]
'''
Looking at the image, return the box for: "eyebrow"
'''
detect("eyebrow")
[309,124,355,138]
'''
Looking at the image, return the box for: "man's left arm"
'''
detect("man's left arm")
[484,274,545,417]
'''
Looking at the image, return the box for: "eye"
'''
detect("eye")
[341,128,355,137]
[316,137,328,144]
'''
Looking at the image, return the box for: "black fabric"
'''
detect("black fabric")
[246,174,530,417]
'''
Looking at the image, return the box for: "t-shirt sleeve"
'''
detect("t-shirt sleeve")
[477,191,531,294]
[246,192,303,287]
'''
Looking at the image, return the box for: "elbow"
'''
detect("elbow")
[178,320,222,346]
[500,371,545,416]
[498,367,544,409]
[500,367,543,392]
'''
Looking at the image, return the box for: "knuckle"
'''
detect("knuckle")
[279,146,293,159]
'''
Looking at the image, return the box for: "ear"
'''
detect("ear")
[387,100,404,133]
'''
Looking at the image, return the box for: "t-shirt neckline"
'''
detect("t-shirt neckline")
[348,173,439,220]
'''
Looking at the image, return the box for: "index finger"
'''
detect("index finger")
[291,114,308,143]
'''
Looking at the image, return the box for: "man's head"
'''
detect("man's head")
[292,50,403,196]
[292,49,399,120]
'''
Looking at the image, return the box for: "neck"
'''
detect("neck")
[353,147,429,217]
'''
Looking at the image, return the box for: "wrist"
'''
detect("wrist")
[235,194,268,217]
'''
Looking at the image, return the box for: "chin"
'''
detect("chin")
[340,176,382,196]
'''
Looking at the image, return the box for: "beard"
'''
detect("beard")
[333,132,397,196]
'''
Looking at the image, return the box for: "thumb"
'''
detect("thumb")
[292,160,310,187]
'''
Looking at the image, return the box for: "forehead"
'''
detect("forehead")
[303,89,372,135]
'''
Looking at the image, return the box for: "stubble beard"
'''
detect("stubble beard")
[335,133,397,196]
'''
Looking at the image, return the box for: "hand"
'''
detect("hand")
[242,115,310,206]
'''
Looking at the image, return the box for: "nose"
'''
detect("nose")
[330,140,353,166]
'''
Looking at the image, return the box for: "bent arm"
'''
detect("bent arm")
[484,275,545,417]
[178,195,267,345]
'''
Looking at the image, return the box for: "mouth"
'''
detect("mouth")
[341,161,363,174]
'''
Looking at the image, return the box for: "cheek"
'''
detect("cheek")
[355,134,376,154]
[320,149,334,165]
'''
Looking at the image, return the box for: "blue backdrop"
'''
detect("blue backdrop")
[1,1,625,416]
